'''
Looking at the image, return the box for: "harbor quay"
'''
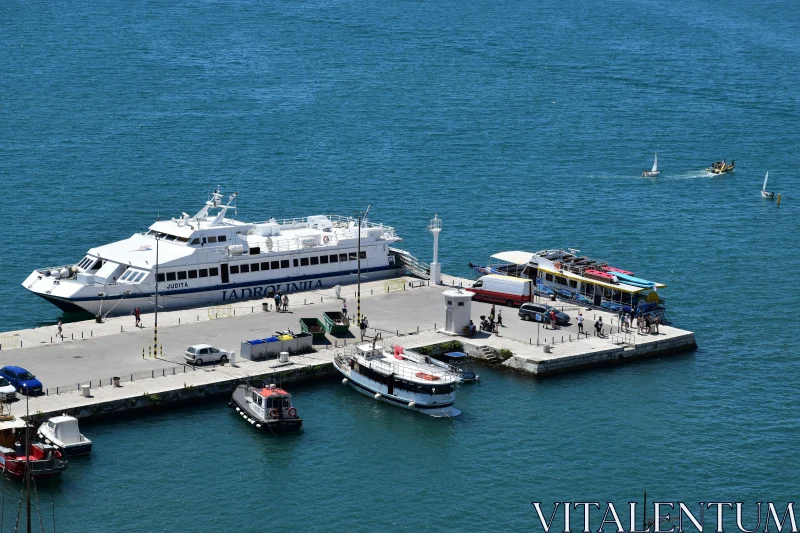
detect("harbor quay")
[0,274,696,421]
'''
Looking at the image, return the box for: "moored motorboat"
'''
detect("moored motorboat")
[705,160,735,174]
[641,153,660,177]
[334,339,461,418]
[37,415,92,456]
[229,383,303,433]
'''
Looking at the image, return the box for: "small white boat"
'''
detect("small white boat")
[761,172,775,199]
[37,415,92,456]
[642,153,660,177]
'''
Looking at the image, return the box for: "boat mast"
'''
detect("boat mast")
[25,390,30,533]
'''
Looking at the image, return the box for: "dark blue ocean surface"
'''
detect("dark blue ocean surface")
[1,0,799,531]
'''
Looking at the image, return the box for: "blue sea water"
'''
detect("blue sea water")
[1,0,799,531]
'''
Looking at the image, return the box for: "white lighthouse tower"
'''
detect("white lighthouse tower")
[429,214,442,285]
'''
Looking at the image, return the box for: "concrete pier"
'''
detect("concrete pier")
[0,274,696,421]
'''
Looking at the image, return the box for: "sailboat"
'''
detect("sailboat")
[642,154,660,177]
[761,172,775,199]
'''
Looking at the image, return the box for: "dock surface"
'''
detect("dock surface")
[0,275,695,420]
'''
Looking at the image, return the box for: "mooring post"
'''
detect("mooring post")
[179,318,181,324]
[121,326,123,332]
[142,347,145,359]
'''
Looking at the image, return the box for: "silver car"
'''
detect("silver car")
[0,377,17,401]
[184,344,229,365]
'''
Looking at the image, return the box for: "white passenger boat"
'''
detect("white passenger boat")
[37,415,93,457]
[22,190,407,317]
[334,339,462,418]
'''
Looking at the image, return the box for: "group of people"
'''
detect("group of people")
[488,305,503,333]
[542,309,559,330]
[711,159,733,170]
[617,309,660,334]
[273,290,289,312]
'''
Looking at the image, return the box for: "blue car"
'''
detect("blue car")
[0,366,43,395]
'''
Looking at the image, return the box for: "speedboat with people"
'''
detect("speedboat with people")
[334,338,462,418]
[705,160,735,174]
[22,190,418,318]
[641,153,660,177]
[229,383,303,433]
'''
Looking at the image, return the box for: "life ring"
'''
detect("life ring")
[287,407,297,417]
[269,408,279,418]
[323,235,330,244]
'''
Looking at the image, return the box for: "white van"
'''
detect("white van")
[465,275,533,306]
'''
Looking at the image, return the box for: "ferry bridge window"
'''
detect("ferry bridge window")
[329,255,338,263]
[569,279,578,288]
[199,269,208,278]
[320,256,329,264]
[165,235,177,241]
[177,237,189,243]
[293,259,299,267]
[120,271,132,282]
[209,267,219,276]
[555,276,567,286]
[310,257,319,266]
[230,265,240,274]
[300,257,309,267]
[280,260,289,269]
[188,270,198,279]
[157,273,165,282]
[190,238,200,245]
[250,247,260,255]
[271,261,279,270]
[339,253,348,262]
[359,251,366,259]
[218,235,227,242]
[93,260,103,270]
[251,263,260,272]
[178,271,187,280]
[349,252,357,261]
[166,272,176,282]
[241,264,250,273]
[545,273,554,282]
[133,272,145,282]
[207,236,217,243]
[261,262,270,270]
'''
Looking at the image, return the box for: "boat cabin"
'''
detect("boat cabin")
[43,416,84,445]
[247,385,295,419]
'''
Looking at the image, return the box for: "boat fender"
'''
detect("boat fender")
[323,235,330,244]
[287,407,297,417]
[374,393,381,400]
[269,408,279,418]
[342,378,349,385]
[256,424,262,428]
[408,401,416,408]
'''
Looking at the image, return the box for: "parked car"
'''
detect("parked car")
[184,344,229,365]
[0,366,43,395]
[0,377,17,402]
[518,303,571,325]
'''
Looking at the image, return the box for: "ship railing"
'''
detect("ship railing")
[342,343,459,383]
[250,215,395,238]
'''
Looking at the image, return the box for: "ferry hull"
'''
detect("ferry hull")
[24,266,403,318]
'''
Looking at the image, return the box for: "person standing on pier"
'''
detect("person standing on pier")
[595,317,603,337]
[577,313,584,334]
[274,290,282,312]
[359,317,367,340]
[134,306,141,328]
[549,310,557,330]
[497,310,503,328]
[654,315,660,334]
[489,305,496,323]
[342,300,348,319]
[57,319,63,339]
[282,294,289,313]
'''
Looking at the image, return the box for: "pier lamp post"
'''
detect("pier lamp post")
[154,234,159,356]
[356,205,370,326]
[428,215,442,285]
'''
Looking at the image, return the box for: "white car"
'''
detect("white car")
[184,344,229,365]
[0,377,17,401]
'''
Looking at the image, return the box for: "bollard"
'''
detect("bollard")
[570,335,572,342]
[562,336,564,343]
[121,326,123,332]
[82,331,84,339]
[304,299,307,305]
[72,333,74,340]
[234,309,236,316]
[371,289,373,295]
[91,330,93,337]
[251,306,253,313]
[162,369,165,377]
[143,347,145,359]
[149,346,152,358]
[179,318,181,324]
[152,370,154,378]
[530,338,532,345]
[417,326,419,333]
[396,330,399,336]
[160,344,163,358]
[51,336,53,343]
[197,315,199,321]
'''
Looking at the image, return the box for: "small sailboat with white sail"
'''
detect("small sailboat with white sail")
[761,172,775,199]
[642,154,660,177]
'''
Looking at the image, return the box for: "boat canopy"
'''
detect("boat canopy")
[490,251,535,266]
[444,352,468,359]
[538,264,665,293]
[48,416,81,443]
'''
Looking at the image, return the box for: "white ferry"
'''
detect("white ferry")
[22,191,408,317]
[334,339,462,418]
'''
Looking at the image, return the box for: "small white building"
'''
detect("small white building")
[441,289,474,335]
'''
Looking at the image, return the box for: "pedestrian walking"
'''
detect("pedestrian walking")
[342,300,348,319]
[577,313,584,334]
[497,310,503,327]
[595,317,603,337]
[654,315,661,334]
[57,319,63,339]
[360,317,367,340]
[134,306,141,328]
[549,310,557,330]
[274,290,282,312]
[489,305,496,323]
[282,294,289,312]
[644,314,651,333]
